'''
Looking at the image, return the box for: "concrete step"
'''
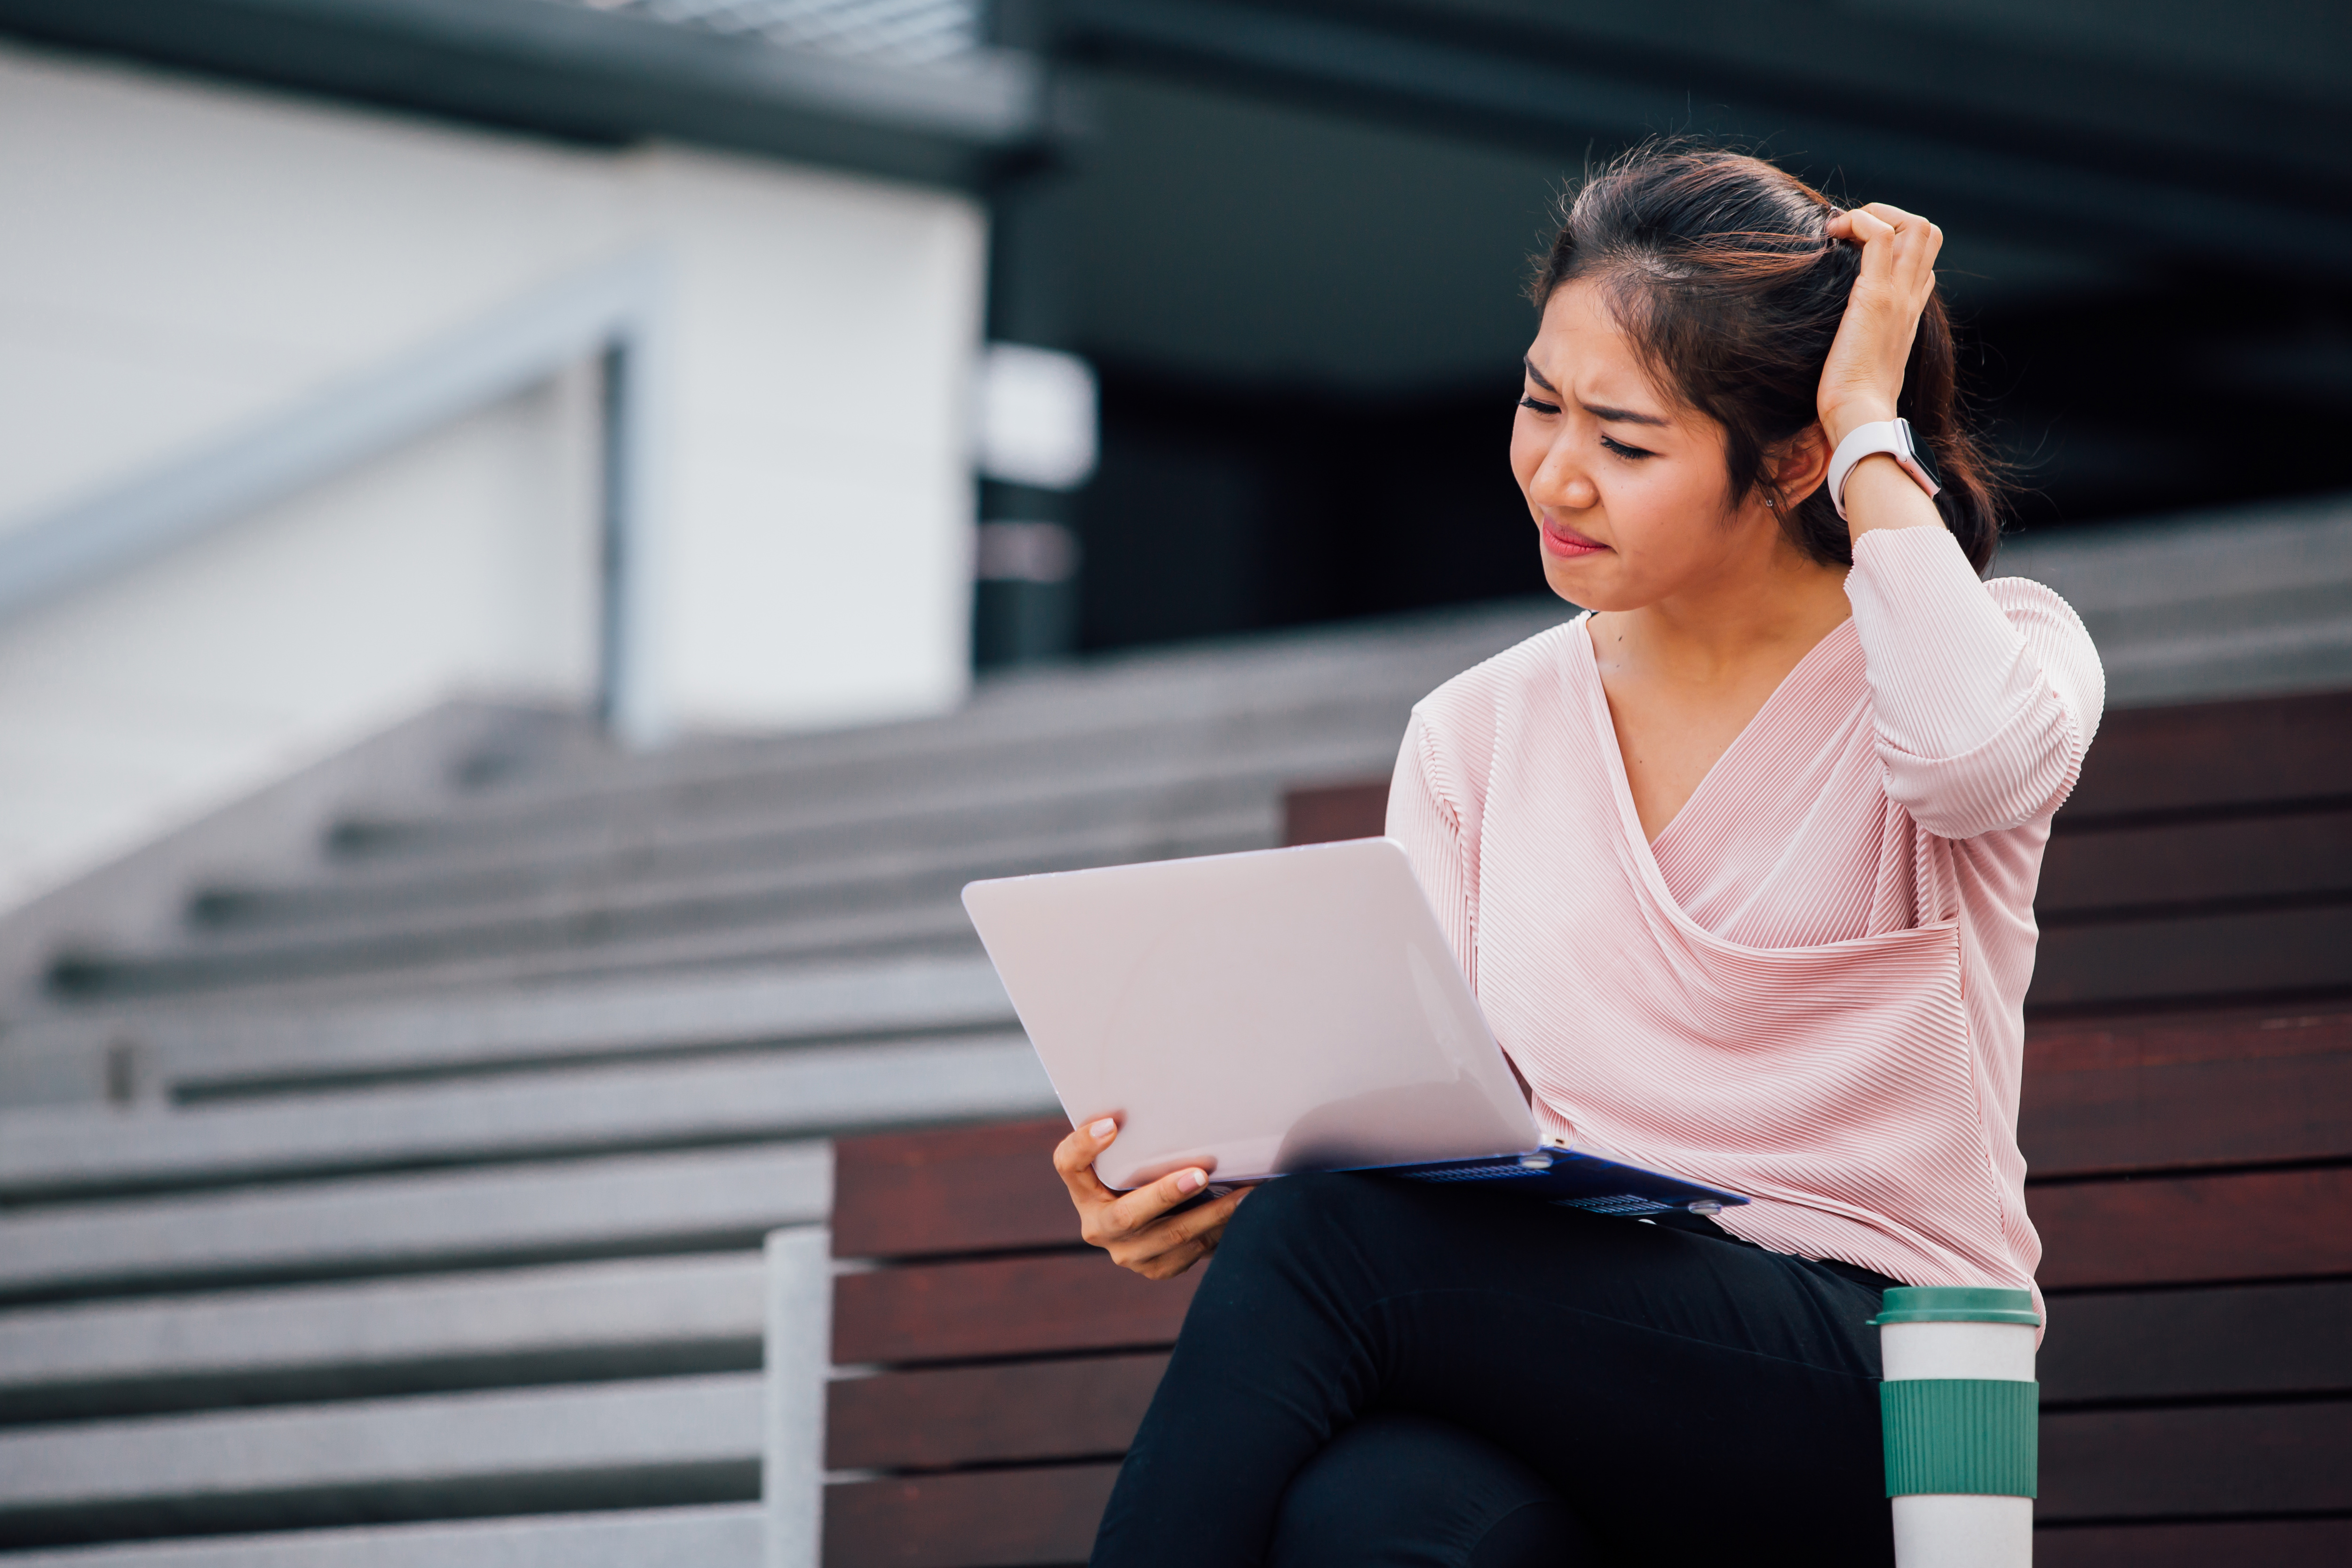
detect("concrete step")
[44,899,993,1011]
[57,805,1279,1004]
[3,956,1014,1109]
[0,1252,767,1424]
[146,808,1275,980]
[0,1503,761,1568]
[0,1034,1053,1203]
[0,1370,763,1549]
[1997,496,2352,707]
[314,691,1412,876]
[191,740,1350,934]
[326,603,1560,848]
[0,1142,829,1305]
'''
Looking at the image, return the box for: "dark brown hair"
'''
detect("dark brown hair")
[1529,141,2003,572]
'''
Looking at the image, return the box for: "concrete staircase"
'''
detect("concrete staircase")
[0,599,1571,1566]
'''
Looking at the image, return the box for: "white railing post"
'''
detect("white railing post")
[764,1225,833,1568]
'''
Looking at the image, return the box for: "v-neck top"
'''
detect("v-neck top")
[1387,525,2105,1305]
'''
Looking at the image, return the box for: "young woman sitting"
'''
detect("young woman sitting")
[1051,142,2101,1568]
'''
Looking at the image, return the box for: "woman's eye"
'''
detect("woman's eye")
[1518,394,1560,415]
[1599,434,1655,460]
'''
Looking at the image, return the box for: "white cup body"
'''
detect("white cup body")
[1883,1319,2037,1568]
[1881,1321,2036,1382]
[1891,1495,2033,1568]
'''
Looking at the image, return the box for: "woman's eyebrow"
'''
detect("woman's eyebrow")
[1521,357,1560,393]
[1581,401,1669,428]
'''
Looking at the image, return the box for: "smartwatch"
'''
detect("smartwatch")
[1828,418,1941,521]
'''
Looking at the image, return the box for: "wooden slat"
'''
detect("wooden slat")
[833,1119,1077,1261]
[2034,1166,2352,1289]
[2026,1008,2352,1074]
[2037,1518,2352,1568]
[827,1353,1167,1472]
[2041,1400,2352,1521]
[1281,780,1390,847]
[2040,1281,2352,1405]
[2060,691,2352,822]
[2038,807,2352,916]
[825,1463,1119,1568]
[2020,1043,2352,1178]
[2028,904,2352,1012]
[834,1253,1197,1366]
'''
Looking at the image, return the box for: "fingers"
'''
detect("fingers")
[1104,1186,1250,1278]
[1052,1116,1121,1210]
[1100,1163,1217,1239]
[1831,203,1943,298]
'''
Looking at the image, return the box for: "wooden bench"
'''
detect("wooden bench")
[823,689,2352,1567]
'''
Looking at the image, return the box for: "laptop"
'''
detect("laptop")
[961,836,1747,1219]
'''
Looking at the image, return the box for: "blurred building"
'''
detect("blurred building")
[0,0,1023,908]
[4,0,2349,908]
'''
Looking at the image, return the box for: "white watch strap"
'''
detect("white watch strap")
[1828,418,1941,522]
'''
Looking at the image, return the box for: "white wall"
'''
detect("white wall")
[0,41,986,911]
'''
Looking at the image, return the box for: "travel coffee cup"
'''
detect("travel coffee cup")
[1872,1285,2040,1567]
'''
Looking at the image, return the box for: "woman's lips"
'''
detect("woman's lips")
[1540,516,1607,558]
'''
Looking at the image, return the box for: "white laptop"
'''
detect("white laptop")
[961,837,1746,1218]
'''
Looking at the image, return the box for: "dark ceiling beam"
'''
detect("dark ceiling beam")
[1056,0,2352,285]
[1425,0,2351,207]
[0,0,1056,189]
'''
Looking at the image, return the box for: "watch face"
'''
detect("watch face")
[1896,417,1943,489]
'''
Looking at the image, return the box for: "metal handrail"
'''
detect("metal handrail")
[0,251,665,734]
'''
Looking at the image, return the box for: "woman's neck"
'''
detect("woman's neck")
[1592,540,1851,685]
[1585,540,1853,844]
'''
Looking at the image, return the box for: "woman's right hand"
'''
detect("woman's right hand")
[1053,1117,1250,1280]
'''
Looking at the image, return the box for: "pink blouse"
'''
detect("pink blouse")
[1387,525,2105,1307]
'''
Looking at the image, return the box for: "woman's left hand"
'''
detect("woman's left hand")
[1817,202,1943,447]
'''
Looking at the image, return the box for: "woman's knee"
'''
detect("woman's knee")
[1267,1411,1590,1568]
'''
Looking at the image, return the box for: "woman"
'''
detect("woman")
[1052,143,2102,1566]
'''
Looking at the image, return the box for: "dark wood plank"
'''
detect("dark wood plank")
[825,1463,1118,1568]
[2040,1281,2352,1405]
[2028,904,2352,1013]
[1282,780,1390,847]
[827,1353,1167,1472]
[2038,807,2352,917]
[2026,1007,2352,1074]
[833,1118,1079,1261]
[2040,1400,2352,1521]
[2037,1518,2352,1568]
[834,1252,1198,1366]
[2034,1165,2352,1289]
[2020,1043,2352,1178]
[2060,691,2352,822]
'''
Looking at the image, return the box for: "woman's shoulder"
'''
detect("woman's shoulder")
[1410,614,1589,757]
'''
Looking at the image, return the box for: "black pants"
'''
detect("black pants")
[1092,1172,1901,1568]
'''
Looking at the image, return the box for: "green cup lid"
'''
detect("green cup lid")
[1870,1286,2040,1327]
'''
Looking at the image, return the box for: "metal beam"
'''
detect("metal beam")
[1057,0,2352,284]
[0,0,1052,189]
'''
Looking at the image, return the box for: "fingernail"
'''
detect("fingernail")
[1176,1169,1205,1194]
[1089,1118,1117,1139]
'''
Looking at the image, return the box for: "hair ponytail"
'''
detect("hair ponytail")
[1531,140,2008,573]
[1896,291,2001,570]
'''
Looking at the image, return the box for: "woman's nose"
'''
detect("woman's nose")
[1530,447,1598,510]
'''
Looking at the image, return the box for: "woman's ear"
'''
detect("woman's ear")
[1771,424,1832,508]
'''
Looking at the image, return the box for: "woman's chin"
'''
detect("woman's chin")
[1541,556,1618,607]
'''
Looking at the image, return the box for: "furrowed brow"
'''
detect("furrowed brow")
[1521,357,1560,394]
[1581,401,1669,429]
